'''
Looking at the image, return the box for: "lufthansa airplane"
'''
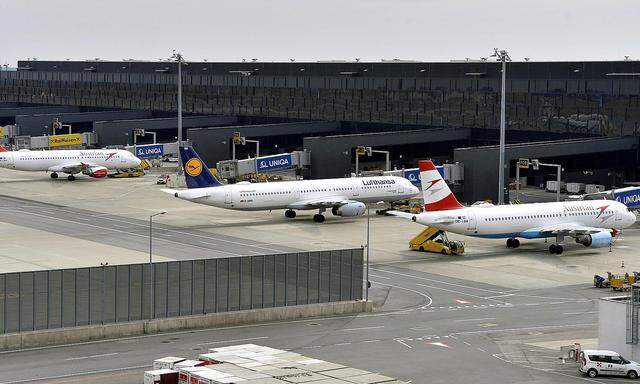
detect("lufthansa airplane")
[390,160,636,254]
[163,146,420,222]
[0,144,141,180]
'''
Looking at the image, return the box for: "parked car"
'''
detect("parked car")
[579,349,640,379]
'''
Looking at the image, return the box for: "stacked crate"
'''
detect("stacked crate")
[145,344,407,384]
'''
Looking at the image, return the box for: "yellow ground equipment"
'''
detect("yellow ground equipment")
[409,227,465,255]
[108,168,145,178]
[139,159,152,170]
[607,272,636,291]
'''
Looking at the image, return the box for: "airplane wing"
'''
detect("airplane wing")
[386,210,416,219]
[287,195,354,210]
[48,162,97,174]
[531,222,607,237]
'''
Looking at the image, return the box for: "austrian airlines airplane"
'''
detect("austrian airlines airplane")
[0,145,141,181]
[163,146,420,222]
[390,160,636,254]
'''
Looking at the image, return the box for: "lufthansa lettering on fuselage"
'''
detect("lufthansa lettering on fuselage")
[361,179,396,186]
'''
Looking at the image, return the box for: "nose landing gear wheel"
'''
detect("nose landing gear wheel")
[285,209,296,219]
[313,214,325,223]
[67,175,76,181]
[50,172,58,179]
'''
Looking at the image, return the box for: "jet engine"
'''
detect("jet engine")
[332,202,366,217]
[575,231,612,248]
[84,166,108,178]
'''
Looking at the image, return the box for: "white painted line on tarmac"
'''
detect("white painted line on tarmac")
[335,342,351,346]
[453,318,497,322]
[363,339,381,343]
[65,352,119,361]
[0,364,152,384]
[196,336,269,346]
[477,347,486,352]
[341,326,384,332]
[199,240,218,246]
[395,340,413,349]
[414,283,506,304]
[563,311,597,315]
[368,274,391,280]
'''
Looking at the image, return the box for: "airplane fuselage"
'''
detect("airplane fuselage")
[413,200,636,239]
[0,149,140,172]
[175,176,418,211]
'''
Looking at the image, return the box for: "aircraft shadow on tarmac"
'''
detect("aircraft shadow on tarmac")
[186,215,359,230]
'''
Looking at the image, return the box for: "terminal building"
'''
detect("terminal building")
[1,59,639,202]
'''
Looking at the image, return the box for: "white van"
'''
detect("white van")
[579,349,640,379]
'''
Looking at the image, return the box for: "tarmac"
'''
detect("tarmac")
[1,167,639,383]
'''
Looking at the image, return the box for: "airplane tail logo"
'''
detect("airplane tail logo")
[179,146,223,189]
[419,160,463,211]
[0,145,7,152]
[185,158,203,177]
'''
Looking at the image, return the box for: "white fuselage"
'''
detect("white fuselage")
[0,149,140,172]
[176,176,419,211]
[413,200,636,239]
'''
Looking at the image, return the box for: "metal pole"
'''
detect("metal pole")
[176,54,183,175]
[515,165,520,202]
[355,154,359,176]
[256,141,259,158]
[232,142,236,160]
[365,206,370,301]
[498,54,507,205]
[557,165,561,202]
[385,152,390,171]
[149,216,153,319]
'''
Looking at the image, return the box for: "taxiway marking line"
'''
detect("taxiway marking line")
[65,352,119,361]
[341,326,384,332]
[196,336,269,346]
[453,318,497,322]
[0,365,152,384]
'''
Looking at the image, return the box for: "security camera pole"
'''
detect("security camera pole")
[491,48,511,205]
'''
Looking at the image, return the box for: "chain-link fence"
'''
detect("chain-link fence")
[0,249,363,334]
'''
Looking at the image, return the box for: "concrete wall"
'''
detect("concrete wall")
[454,136,640,203]
[0,300,371,351]
[15,110,152,136]
[0,106,81,126]
[187,122,339,166]
[304,128,470,179]
[94,115,238,146]
[598,297,640,360]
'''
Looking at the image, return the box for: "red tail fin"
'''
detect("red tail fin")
[0,145,7,152]
[419,160,463,211]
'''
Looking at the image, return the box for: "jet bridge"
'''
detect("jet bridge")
[216,150,311,180]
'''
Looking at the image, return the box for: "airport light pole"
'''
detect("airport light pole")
[149,211,167,319]
[171,51,185,175]
[491,48,511,205]
[366,205,370,301]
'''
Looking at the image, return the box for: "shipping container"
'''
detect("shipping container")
[154,357,187,370]
[144,369,179,384]
[585,184,606,194]
[546,180,566,192]
[566,182,586,194]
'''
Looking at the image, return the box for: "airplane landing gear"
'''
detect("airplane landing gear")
[313,214,325,223]
[285,209,296,219]
[549,244,564,254]
[506,238,520,248]
[67,175,76,181]
[50,172,58,179]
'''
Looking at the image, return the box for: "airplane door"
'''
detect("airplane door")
[466,210,477,231]
[224,188,232,205]
[397,182,404,194]
[615,208,623,222]
[351,179,361,197]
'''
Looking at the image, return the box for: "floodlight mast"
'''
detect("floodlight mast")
[491,48,511,204]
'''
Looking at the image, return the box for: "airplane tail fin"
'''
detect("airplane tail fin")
[179,146,223,189]
[0,145,7,152]
[419,160,463,211]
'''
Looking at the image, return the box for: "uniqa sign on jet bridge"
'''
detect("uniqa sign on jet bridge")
[255,153,293,172]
